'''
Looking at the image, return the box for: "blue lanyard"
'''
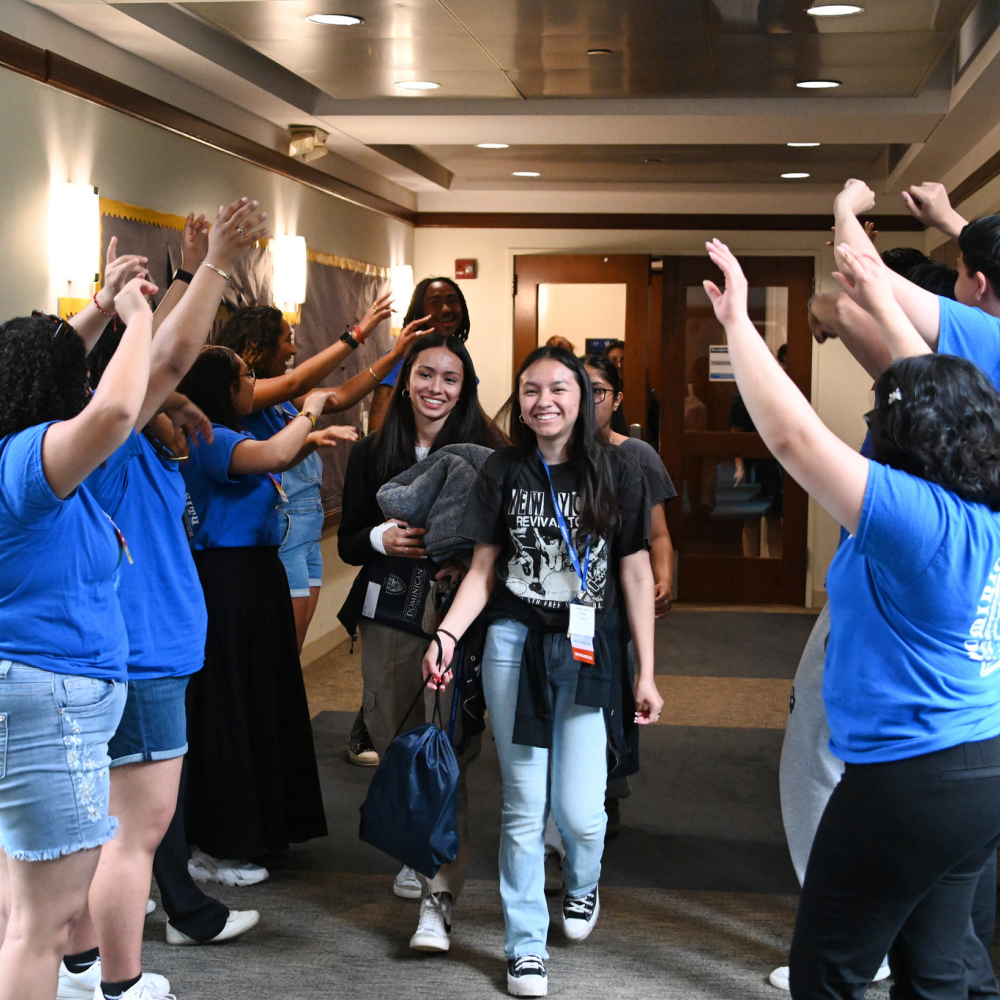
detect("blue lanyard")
[537,449,591,600]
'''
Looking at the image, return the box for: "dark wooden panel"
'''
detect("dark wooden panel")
[684,432,773,458]
[949,147,1000,210]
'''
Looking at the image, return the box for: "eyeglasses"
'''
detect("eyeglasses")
[238,370,257,384]
[592,386,613,403]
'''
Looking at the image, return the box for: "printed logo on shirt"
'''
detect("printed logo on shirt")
[966,556,1000,677]
[504,488,607,609]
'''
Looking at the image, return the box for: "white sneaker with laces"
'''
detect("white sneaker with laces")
[409,892,451,952]
[59,962,170,1000]
[393,864,423,899]
[561,886,599,941]
[90,972,175,1000]
[166,907,260,945]
[507,955,548,997]
[768,962,890,991]
[187,847,269,886]
[145,899,156,916]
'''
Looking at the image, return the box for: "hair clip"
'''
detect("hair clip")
[888,388,903,404]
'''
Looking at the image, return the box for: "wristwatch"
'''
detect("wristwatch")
[340,328,360,350]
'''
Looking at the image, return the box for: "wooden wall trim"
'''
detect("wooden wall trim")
[949,147,1000,210]
[414,212,925,231]
[0,29,417,226]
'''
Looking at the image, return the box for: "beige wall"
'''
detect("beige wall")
[414,226,919,606]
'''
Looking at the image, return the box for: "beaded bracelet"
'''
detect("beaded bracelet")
[201,261,230,282]
[92,292,116,319]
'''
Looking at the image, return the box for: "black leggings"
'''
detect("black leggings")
[789,735,1000,1000]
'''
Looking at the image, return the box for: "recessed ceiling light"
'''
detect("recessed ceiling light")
[307,13,364,25]
[513,171,540,177]
[476,143,509,149]
[805,4,864,15]
[796,79,841,89]
[644,158,662,163]
[781,172,811,179]
[394,80,440,91]
[587,48,613,55]
[787,142,821,147]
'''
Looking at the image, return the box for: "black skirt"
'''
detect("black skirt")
[185,546,328,858]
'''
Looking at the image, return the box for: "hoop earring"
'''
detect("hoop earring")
[401,388,410,398]
[518,414,526,423]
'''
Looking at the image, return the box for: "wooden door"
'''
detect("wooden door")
[660,256,815,605]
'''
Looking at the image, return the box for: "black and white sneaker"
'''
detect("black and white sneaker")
[561,886,600,941]
[507,955,547,997]
[348,710,379,766]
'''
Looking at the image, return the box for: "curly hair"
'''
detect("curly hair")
[0,315,90,438]
[176,345,244,432]
[215,305,285,378]
[403,277,471,341]
[868,354,1000,510]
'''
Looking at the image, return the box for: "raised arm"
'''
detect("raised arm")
[833,243,931,361]
[151,213,209,331]
[809,292,893,379]
[833,180,941,347]
[136,198,268,431]
[902,182,968,241]
[704,239,869,534]
[42,277,158,499]
[251,292,397,410]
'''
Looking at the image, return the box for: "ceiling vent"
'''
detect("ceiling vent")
[288,125,329,162]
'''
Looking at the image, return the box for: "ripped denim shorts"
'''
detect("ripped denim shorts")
[0,659,126,861]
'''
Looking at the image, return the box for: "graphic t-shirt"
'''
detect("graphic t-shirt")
[825,459,1000,763]
[460,446,649,629]
[937,296,1000,386]
[0,422,128,679]
[243,403,323,512]
[85,431,208,678]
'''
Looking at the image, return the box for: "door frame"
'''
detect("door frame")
[513,254,652,430]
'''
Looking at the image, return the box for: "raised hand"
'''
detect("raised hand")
[180,212,209,271]
[702,239,749,326]
[96,236,149,314]
[901,182,967,239]
[835,178,876,216]
[164,394,213,446]
[357,291,394,340]
[831,243,895,316]
[308,424,359,448]
[301,387,338,418]
[390,313,434,358]
[114,275,158,325]
[205,197,269,273]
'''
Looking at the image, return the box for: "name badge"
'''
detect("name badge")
[568,601,595,639]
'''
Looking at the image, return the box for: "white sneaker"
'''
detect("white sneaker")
[409,892,451,952]
[393,865,423,899]
[187,847,269,886]
[145,899,156,916]
[90,972,175,1000]
[166,908,260,945]
[507,956,548,997]
[768,963,889,991]
[60,962,170,1000]
[561,886,599,941]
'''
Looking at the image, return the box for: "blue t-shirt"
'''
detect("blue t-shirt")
[85,432,208,679]
[180,424,283,549]
[243,404,322,513]
[825,460,1000,763]
[379,356,404,389]
[938,296,1000,385]
[0,423,128,680]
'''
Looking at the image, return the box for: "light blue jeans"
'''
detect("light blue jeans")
[482,619,608,959]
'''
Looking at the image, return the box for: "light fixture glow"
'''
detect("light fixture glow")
[390,264,414,324]
[644,158,662,163]
[796,79,841,89]
[587,48,613,55]
[272,235,308,310]
[394,80,440,91]
[306,13,364,25]
[787,142,821,147]
[50,182,100,285]
[476,143,509,149]
[805,4,864,15]
[781,172,811,179]
[513,171,540,177]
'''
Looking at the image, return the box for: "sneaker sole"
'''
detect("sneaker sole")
[348,750,379,766]
[507,973,547,997]
[189,867,269,887]
[393,883,423,899]
[562,894,600,941]
[409,934,450,952]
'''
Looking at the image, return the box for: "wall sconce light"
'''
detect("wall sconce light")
[288,125,330,162]
[390,264,414,327]
[50,182,100,285]
[272,235,307,321]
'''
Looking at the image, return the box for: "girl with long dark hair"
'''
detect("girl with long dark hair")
[175,345,356,878]
[338,331,501,951]
[704,237,1000,1000]
[421,346,662,997]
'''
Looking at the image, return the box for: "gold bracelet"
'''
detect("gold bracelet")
[201,261,230,282]
[369,366,379,381]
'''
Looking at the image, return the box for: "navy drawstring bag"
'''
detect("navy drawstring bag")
[359,647,460,878]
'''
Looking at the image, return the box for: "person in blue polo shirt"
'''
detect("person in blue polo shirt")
[704,237,1000,1000]
[0,276,156,1000]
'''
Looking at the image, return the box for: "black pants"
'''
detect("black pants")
[789,735,1000,1000]
[152,758,229,942]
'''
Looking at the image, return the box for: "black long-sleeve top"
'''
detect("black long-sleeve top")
[337,434,387,566]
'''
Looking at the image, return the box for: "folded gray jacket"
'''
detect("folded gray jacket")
[376,443,494,563]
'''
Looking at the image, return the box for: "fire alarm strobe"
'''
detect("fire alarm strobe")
[455,259,477,279]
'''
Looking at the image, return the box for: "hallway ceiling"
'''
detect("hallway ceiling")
[21,0,1000,211]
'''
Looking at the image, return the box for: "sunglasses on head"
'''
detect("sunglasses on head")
[31,310,74,340]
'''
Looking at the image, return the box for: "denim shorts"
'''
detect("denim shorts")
[0,659,126,861]
[278,508,324,597]
[109,675,190,767]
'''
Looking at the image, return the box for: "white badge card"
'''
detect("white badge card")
[568,602,596,639]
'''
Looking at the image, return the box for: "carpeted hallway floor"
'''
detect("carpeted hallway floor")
[137,607,901,999]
